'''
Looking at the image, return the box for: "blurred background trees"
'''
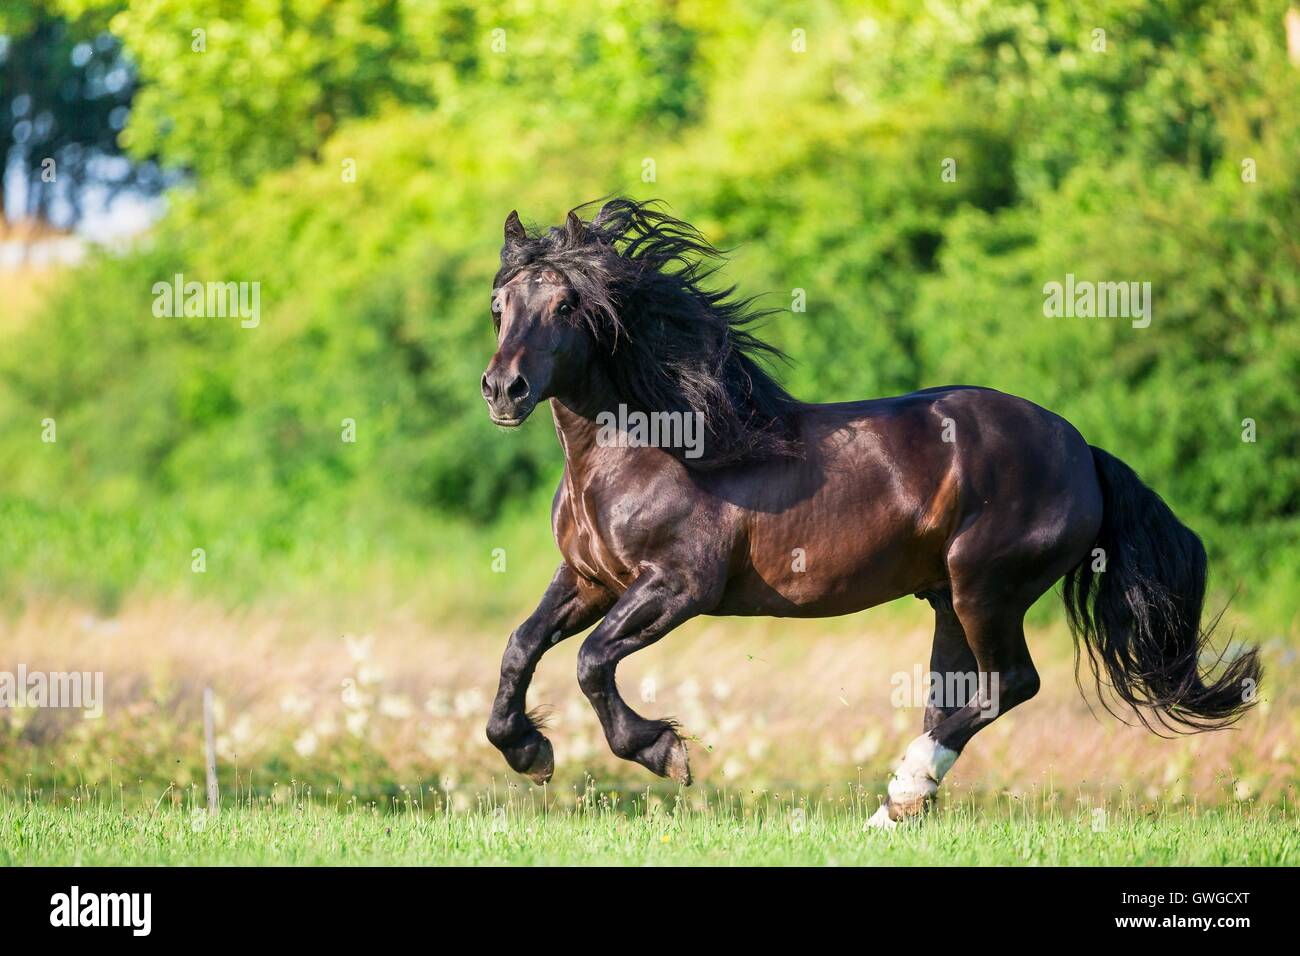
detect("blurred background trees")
[0,0,1296,627]
[0,0,162,230]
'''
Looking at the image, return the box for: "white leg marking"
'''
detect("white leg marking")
[886,733,959,808]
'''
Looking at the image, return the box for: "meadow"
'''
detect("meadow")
[2,587,1294,865]
[4,791,1295,866]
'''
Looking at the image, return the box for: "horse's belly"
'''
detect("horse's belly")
[715,518,946,618]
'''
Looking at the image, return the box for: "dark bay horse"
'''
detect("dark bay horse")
[481,199,1261,825]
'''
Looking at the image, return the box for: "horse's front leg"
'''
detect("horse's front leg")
[576,568,708,784]
[486,563,613,784]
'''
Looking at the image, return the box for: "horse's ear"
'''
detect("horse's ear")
[591,201,619,229]
[565,209,584,237]
[504,210,526,244]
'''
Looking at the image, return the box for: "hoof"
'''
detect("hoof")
[886,790,934,820]
[663,733,691,786]
[521,735,554,785]
[864,804,897,831]
[866,799,931,830]
[638,727,692,785]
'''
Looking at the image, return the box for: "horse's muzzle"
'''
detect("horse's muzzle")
[481,366,535,425]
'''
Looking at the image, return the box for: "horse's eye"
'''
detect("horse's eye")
[558,302,572,315]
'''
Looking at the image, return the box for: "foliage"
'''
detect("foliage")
[1,0,1297,626]
[0,0,158,225]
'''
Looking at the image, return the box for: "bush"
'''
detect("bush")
[2,0,1296,627]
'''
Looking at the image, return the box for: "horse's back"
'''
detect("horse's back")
[716,386,1101,616]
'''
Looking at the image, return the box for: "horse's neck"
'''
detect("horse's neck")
[549,366,620,485]
[550,397,605,479]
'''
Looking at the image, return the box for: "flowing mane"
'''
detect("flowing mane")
[496,197,801,469]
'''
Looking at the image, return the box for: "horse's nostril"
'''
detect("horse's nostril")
[481,373,494,399]
[507,374,530,402]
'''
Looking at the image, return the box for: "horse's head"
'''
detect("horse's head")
[481,209,595,426]
[481,199,799,465]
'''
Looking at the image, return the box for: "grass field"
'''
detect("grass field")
[1,586,1294,867]
[3,789,1294,866]
[4,598,1293,797]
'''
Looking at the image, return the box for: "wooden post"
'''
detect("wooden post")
[203,687,219,816]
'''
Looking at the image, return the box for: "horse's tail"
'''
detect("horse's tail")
[1062,446,1261,732]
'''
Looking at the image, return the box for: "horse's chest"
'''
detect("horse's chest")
[555,487,642,591]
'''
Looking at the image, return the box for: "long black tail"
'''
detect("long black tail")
[1063,446,1262,732]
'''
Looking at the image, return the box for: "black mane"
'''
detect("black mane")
[496,197,801,469]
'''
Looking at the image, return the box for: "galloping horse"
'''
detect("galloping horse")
[481,199,1260,825]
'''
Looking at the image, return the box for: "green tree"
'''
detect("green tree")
[0,0,156,226]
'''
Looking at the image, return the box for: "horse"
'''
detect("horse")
[480,198,1261,826]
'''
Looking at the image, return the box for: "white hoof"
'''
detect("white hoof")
[864,804,897,831]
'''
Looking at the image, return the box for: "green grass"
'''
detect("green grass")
[3,789,1295,866]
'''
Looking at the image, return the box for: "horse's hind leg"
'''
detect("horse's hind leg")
[917,589,977,734]
[867,477,1095,831]
[866,590,978,828]
[868,601,1039,828]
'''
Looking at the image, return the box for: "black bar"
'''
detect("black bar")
[0,865,1280,940]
